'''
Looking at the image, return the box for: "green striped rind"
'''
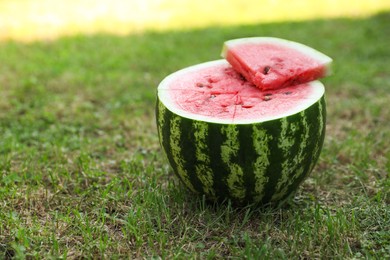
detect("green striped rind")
[251,125,271,202]
[193,121,215,196]
[156,95,326,205]
[221,125,246,200]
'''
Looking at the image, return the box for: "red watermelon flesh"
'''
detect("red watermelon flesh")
[158,60,324,124]
[222,37,332,91]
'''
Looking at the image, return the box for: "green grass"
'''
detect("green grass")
[1,12,390,259]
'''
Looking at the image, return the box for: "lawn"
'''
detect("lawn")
[0,4,390,260]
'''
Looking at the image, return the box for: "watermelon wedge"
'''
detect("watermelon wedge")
[156,60,326,205]
[221,37,332,90]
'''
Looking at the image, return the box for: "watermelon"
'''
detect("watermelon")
[156,59,327,205]
[222,37,332,90]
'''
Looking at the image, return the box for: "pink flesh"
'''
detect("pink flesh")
[165,63,314,122]
[225,43,327,90]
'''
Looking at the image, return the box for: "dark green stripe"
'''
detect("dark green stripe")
[179,117,204,193]
[157,100,195,192]
[237,124,256,203]
[193,121,215,197]
[158,100,177,176]
[304,96,326,175]
[314,96,327,168]
[260,118,284,204]
[207,122,231,201]
[156,99,166,149]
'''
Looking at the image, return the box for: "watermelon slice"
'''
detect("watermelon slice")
[221,37,332,90]
[156,60,326,204]
[158,60,324,124]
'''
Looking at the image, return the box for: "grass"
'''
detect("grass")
[0,10,390,259]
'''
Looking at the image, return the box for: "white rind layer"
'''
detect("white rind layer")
[221,37,333,74]
[157,60,325,125]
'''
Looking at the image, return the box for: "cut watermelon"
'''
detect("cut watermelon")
[221,37,332,90]
[156,60,326,205]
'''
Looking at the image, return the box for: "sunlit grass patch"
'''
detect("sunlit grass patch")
[1,0,390,41]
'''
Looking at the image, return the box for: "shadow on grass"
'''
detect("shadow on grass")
[0,11,389,259]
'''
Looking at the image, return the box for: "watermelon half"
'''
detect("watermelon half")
[222,37,332,90]
[156,59,326,205]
